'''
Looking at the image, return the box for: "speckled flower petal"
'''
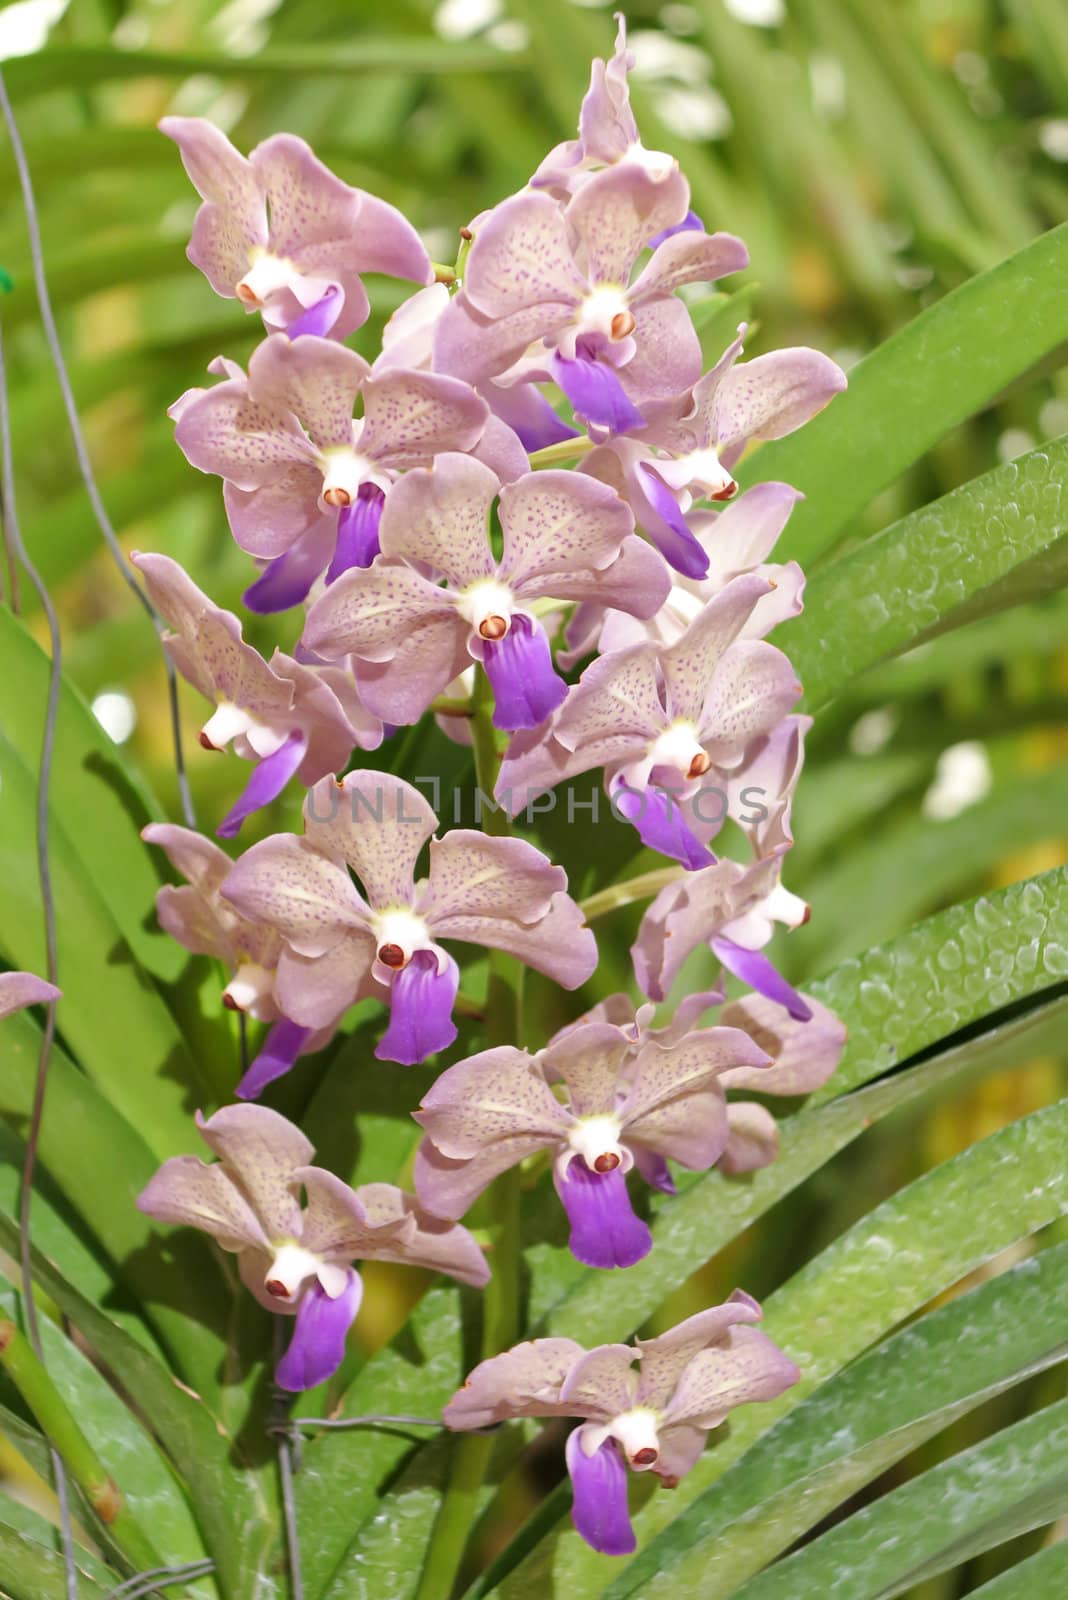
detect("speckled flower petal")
[429,884,597,991]
[378,451,498,584]
[542,1021,631,1118]
[636,1291,764,1410]
[160,117,266,295]
[137,1154,268,1252]
[698,640,802,762]
[296,771,434,909]
[0,972,61,1016]
[222,833,372,956]
[414,1131,550,1221]
[463,190,586,320]
[698,481,803,581]
[661,1324,800,1428]
[172,368,314,490]
[620,1028,769,1168]
[415,1046,569,1161]
[304,553,456,665]
[443,1338,586,1430]
[422,830,566,927]
[631,859,760,1002]
[553,644,666,758]
[660,574,777,725]
[617,295,702,405]
[274,937,376,1030]
[718,1101,780,1174]
[566,163,689,289]
[719,991,845,1095]
[347,1181,490,1285]
[629,229,748,304]
[359,369,489,467]
[712,347,847,460]
[247,333,369,451]
[498,470,634,593]
[194,1103,312,1242]
[560,1343,640,1418]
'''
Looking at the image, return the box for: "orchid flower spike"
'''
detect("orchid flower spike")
[562,480,805,666]
[141,823,338,1099]
[584,326,847,576]
[138,1104,488,1391]
[414,1016,769,1269]
[302,453,670,731]
[531,14,690,219]
[221,771,598,1066]
[632,718,813,1015]
[444,1291,798,1554]
[0,972,60,1015]
[133,552,381,838]
[161,117,431,340]
[169,336,489,612]
[435,167,747,433]
[499,574,802,869]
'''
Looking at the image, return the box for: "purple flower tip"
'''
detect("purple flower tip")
[482,614,568,732]
[711,936,813,1023]
[637,464,710,579]
[555,1158,652,1270]
[326,484,386,583]
[287,286,343,339]
[566,1432,636,1556]
[648,209,705,249]
[275,1271,363,1392]
[236,1018,313,1100]
[551,351,645,434]
[375,950,460,1065]
[216,729,309,839]
[612,781,715,871]
[243,550,317,614]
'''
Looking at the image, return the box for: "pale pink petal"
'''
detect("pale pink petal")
[303,557,455,665]
[618,296,702,404]
[250,133,358,254]
[698,640,802,762]
[621,1027,770,1169]
[655,1422,708,1481]
[222,834,371,956]
[195,1103,311,1239]
[717,1101,780,1173]
[137,1153,268,1252]
[541,1020,631,1117]
[471,412,530,484]
[553,644,665,756]
[275,937,376,1030]
[531,534,670,618]
[223,469,327,559]
[348,1182,489,1285]
[698,482,803,579]
[719,991,845,1095]
[498,469,633,592]
[434,294,571,385]
[463,190,586,320]
[248,333,369,452]
[172,369,313,489]
[378,452,498,583]
[415,1136,546,1221]
[360,370,489,466]
[636,1291,763,1409]
[631,860,754,1001]
[443,1339,586,1430]
[567,163,690,288]
[160,116,266,295]
[628,230,748,304]
[0,972,60,1016]
[713,347,847,458]
[662,1324,800,1427]
[354,616,473,725]
[434,891,597,990]
[422,830,566,926]
[270,651,384,773]
[414,1046,569,1159]
[303,771,438,910]
[560,1345,640,1418]
[660,574,777,724]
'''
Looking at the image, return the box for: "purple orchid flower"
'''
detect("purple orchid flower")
[141,823,341,1099]
[530,14,685,206]
[138,1103,488,1391]
[632,717,812,1013]
[498,574,802,868]
[302,453,670,731]
[444,1290,799,1554]
[561,480,806,667]
[133,552,381,837]
[414,1013,769,1269]
[161,117,431,341]
[585,326,847,576]
[169,335,489,609]
[0,972,60,1015]
[435,167,747,431]
[220,771,598,1066]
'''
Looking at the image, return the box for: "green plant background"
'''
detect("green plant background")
[0,1,1066,1597]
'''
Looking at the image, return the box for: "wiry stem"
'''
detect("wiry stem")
[272,1322,304,1600]
[580,864,685,921]
[414,667,521,1600]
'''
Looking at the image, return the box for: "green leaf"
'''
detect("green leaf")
[967,1541,1068,1599]
[791,437,1068,710]
[739,223,1068,562]
[0,1522,110,1600]
[729,1399,1068,1600]
[0,1213,274,1600]
[602,1241,1068,1597]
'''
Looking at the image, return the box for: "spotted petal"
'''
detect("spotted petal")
[195,1103,311,1241]
[443,1339,586,1431]
[247,333,369,451]
[303,771,438,910]
[462,190,586,320]
[636,1290,764,1409]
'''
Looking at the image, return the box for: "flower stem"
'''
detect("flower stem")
[0,1317,163,1574]
[528,435,595,468]
[414,668,521,1600]
[579,864,685,921]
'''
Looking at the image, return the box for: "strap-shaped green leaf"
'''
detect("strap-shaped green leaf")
[739,223,1068,562]
[791,437,1068,710]
[729,1398,1068,1600]
[0,1522,110,1600]
[602,1242,1068,1597]
[965,1541,1068,1599]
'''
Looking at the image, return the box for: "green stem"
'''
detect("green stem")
[528,435,595,468]
[430,261,457,285]
[579,864,685,921]
[414,668,522,1600]
[428,694,475,718]
[0,1317,163,1574]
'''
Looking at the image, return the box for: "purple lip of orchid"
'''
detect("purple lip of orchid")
[433,165,748,431]
[0,971,61,1017]
[131,551,382,837]
[582,326,847,575]
[631,716,814,1011]
[168,334,490,596]
[496,573,803,869]
[218,770,598,1068]
[530,15,683,204]
[443,1290,800,1554]
[300,453,671,732]
[412,1016,770,1268]
[160,117,432,341]
[136,1103,489,1392]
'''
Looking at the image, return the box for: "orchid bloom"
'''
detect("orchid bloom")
[169,335,489,612]
[0,972,60,1015]
[141,823,339,1099]
[562,480,806,666]
[414,1013,769,1269]
[138,1104,488,1391]
[444,1291,799,1554]
[133,552,381,837]
[435,166,747,432]
[585,326,847,576]
[302,453,670,731]
[221,771,598,1066]
[161,117,431,341]
[498,574,801,869]
[632,717,813,1016]
[530,14,690,221]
